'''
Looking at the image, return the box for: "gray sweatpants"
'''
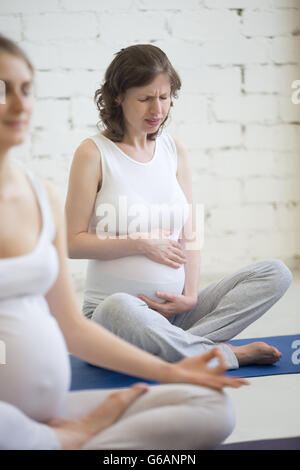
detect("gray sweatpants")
[89,259,292,370]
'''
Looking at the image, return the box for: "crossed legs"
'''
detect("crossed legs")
[92,259,292,369]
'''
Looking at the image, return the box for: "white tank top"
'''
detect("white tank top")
[0,170,71,422]
[83,132,189,317]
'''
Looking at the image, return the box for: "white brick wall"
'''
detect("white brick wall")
[1,0,299,288]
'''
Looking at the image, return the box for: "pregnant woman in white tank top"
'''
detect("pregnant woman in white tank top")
[0,36,247,450]
[66,45,288,371]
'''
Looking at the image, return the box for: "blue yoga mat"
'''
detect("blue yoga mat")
[226,334,300,378]
[70,334,300,391]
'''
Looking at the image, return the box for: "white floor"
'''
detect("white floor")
[222,272,300,444]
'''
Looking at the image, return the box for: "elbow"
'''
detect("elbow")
[66,236,78,259]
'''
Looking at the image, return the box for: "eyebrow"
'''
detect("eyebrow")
[138,92,170,97]
[1,79,33,86]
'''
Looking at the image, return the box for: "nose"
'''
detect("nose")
[10,92,26,113]
[150,98,162,116]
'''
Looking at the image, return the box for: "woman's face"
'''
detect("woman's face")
[118,72,172,138]
[0,52,33,150]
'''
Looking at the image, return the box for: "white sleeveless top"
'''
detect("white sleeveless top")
[83,132,189,318]
[0,170,71,422]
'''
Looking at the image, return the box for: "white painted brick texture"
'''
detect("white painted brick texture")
[0,0,299,286]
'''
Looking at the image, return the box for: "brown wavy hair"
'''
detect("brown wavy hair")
[0,35,34,73]
[94,44,181,142]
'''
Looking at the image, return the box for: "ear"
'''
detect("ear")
[115,95,122,106]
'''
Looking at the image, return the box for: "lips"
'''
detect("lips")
[3,120,26,129]
[145,118,161,127]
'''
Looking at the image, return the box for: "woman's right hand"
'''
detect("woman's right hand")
[167,347,249,391]
[136,229,186,268]
[47,384,149,450]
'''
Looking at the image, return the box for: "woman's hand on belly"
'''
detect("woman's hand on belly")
[137,290,197,319]
[136,229,186,269]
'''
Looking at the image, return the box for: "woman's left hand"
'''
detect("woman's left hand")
[137,291,197,319]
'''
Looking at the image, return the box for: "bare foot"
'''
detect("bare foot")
[47,384,149,450]
[227,341,282,367]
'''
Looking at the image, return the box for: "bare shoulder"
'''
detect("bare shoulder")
[74,138,101,164]
[170,135,188,159]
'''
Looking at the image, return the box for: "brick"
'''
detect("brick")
[204,0,273,7]
[243,10,300,36]
[279,96,300,121]
[244,177,300,203]
[273,152,300,176]
[172,94,208,124]
[70,97,99,127]
[271,37,300,63]
[155,40,204,69]
[210,204,275,231]
[57,41,112,70]
[245,124,300,150]
[179,67,241,95]
[32,129,91,156]
[31,99,70,130]
[35,71,73,98]
[193,174,242,206]
[178,122,242,149]
[98,12,167,44]
[35,70,103,98]
[272,0,300,7]
[213,95,278,122]
[202,37,269,65]
[212,150,276,177]
[137,0,199,9]
[0,15,22,41]
[0,0,61,14]
[244,65,299,94]
[203,233,250,267]
[61,0,133,11]
[23,13,98,41]
[248,231,300,258]
[22,42,61,70]
[274,204,300,231]
[168,10,240,40]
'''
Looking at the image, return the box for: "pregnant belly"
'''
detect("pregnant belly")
[85,255,186,302]
[0,296,71,422]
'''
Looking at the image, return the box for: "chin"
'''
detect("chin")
[4,129,28,147]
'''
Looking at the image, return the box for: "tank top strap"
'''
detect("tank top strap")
[159,132,178,173]
[25,170,56,242]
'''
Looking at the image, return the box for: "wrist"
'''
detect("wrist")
[183,291,198,302]
[134,233,147,255]
[159,362,181,384]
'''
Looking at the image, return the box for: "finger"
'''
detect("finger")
[170,240,184,250]
[167,252,186,264]
[155,291,177,302]
[138,295,168,313]
[169,246,186,258]
[161,256,181,269]
[211,348,228,375]
[195,374,249,391]
[220,377,250,388]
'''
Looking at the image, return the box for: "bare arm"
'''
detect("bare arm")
[65,139,140,260]
[174,136,201,300]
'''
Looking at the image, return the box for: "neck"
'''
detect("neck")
[122,127,150,148]
[0,147,14,186]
